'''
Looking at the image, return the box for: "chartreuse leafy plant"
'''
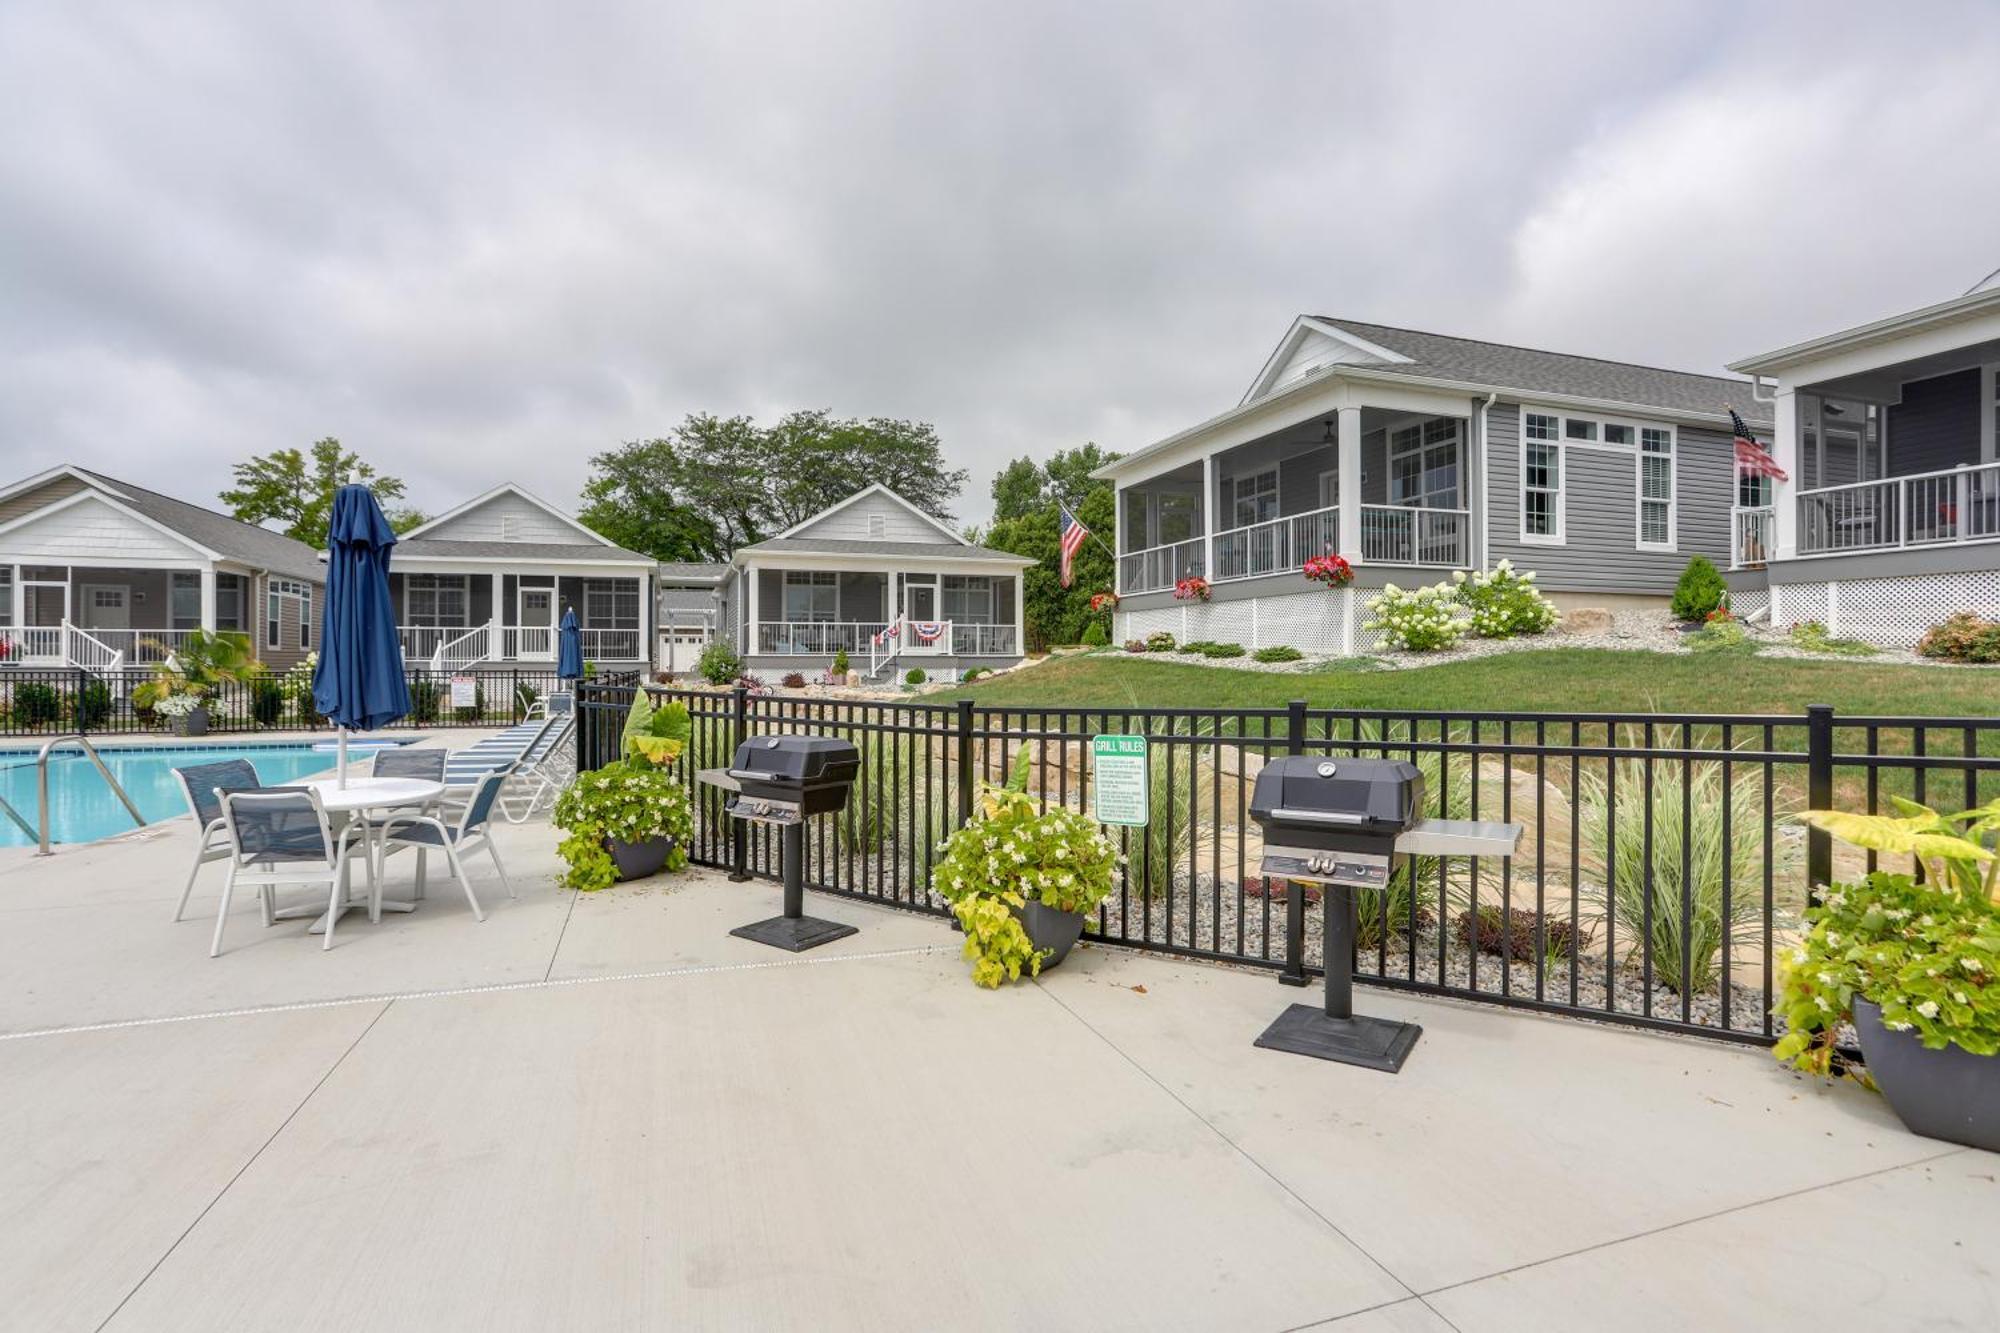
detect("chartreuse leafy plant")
[1775,798,2000,1077]
[931,750,1119,987]
[552,691,696,889]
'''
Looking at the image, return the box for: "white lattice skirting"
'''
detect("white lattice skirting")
[1769,571,2000,646]
[1118,588,1359,655]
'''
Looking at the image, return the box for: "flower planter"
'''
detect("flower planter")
[1853,998,2000,1153]
[607,835,674,882]
[173,706,209,738]
[1013,899,1086,969]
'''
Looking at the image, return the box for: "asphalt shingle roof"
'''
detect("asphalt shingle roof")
[1315,318,1773,426]
[77,470,326,581]
[735,537,1032,563]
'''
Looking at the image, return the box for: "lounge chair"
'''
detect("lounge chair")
[497,712,576,823]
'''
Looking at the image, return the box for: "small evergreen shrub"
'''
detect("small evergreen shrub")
[1670,555,1728,622]
[962,667,987,683]
[831,647,850,676]
[250,677,286,727]
[1452,561,1557,638]
[1080,621,1108,647]
[1253,645,1304,663]
[69,681,113,728]
[1198,642,1245,658]
[409,676,442,723]
[1364,583,1463,652]
[12,682,62,727]
[1145,631,1176,652]
[904,667,927,685]
[1917,612,2000,663]
[1178,640,1217,654]
[697,639,743,684]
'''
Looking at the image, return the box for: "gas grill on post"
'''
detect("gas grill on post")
[717,735,861,952]
[1250,754,1520,1073]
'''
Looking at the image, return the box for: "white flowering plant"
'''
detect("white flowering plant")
[1774,798,2000,1076]
[552,765,694,890]
[151,692,205,720]
[1451,560,1558,639]
[1363,582,1464,652]
[930,749,1120,987]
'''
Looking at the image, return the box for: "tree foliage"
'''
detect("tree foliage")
[219,438,425,548]
[978,444,1120,646]
[577,410,970,561]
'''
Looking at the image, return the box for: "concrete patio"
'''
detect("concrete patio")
[0,770,1995,1332]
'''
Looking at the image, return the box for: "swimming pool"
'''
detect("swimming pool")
[0,742,353,848]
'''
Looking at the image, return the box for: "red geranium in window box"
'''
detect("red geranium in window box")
[1302,553,1353,588]
[1173,576,1211,602]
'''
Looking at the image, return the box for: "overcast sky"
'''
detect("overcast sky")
[5,1,1999,527]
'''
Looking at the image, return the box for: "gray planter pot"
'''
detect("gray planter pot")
[1014,899,1086,970]
[174,706,209,738]
[607,835,673,882]
[1853,998,2000,1152]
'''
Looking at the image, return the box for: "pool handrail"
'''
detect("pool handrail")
[33,734,146,856]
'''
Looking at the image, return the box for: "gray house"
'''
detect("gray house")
[1097,316,1770,653]
[719,484,1032,682]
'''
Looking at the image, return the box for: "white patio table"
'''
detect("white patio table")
[279,777,445,932]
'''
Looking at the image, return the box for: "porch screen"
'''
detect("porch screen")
[1388,419,1461,509]
[405,574,469,626]
[781,571,837,623]
[583,579,641,628]
[942,576,993,623]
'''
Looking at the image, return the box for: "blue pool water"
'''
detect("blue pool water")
[0,743,351,847]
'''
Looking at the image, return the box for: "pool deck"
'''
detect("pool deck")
[0,733,1995,1332]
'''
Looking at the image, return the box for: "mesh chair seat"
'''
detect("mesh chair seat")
[219,788,333,863]
[385,821,459,847]
[173,759,260,828]
[372,747,448,781]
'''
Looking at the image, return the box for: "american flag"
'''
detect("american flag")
[1731,407,1788,481]
[1058,503,1089,589]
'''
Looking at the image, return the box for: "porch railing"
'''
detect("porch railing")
[1732,507,1776,569]
[1359,505,1470,566]
[1797,460,2000,556]
[399,623,644,665]
[949,623,1018,656]
[1117,537,1205,595]
[1212,504,1338,582]
[755,621,891,656]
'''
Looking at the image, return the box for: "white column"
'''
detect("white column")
[198,565,217,632]
[1201,453,1216,580]
[1012,571,1025,658]
[638,571,652,666]
[1337,405,1364,562]
[1111,483,1126,592]
[744,563,759,655]
[7,564,18,629]
[1771,389,1799,561]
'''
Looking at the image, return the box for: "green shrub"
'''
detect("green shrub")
[1145,631,1176,652]
[410,675,442,724]
[780,672,807,689]
[1453,561,1558,638]
[1787,621,1876,657]
[13,682,62,727]
[1688,619,1757,655]
[552,765,694,890]
[250,677,286,727]
[1179,640,1218,654]
[1916,612,2000,663]
[1576,758,1787,994]
[71,681,113,729]
[831,647,851,676]
[1080,621,1108,647]
[697,640,743,685]
[962,667,987,683]
[1253,645,1304,663]
[1670,556,1728,622]
[1364,582,1463,652]
[1198,642,1245,658]
[904,667,927,686]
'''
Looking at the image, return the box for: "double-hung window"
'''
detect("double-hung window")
[1637,427,1675,550]
[265,577,312,650]
[1521,412,1564,542]
[781,571,837,623]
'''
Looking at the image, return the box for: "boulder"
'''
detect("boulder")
[1561,606,1613,634]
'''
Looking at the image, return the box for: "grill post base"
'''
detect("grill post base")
[1253,1004,1422,1073]
[729,822,857,952]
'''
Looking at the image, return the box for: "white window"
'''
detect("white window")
[781,571,837,623]
[170,572,201,630]
[1522,413,1563,543]
[867,512,887,539]
[0,567,10,625]
[942,575,993,624]
[1564,418,1598,443]
[1637,427,1675,550]
[1603,423,1634,447]
[1388,418,1462,510]
[404,574,468,627]
[216,576,244,632]
[1232,470,1278,526]
[584,579,641,628]
[1318,471,1337,509]
[265,577,312,650]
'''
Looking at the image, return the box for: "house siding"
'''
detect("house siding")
[1484,403,1728,596]
[0,474,90,526]
[792,492,947,543]
[1887,368,1981,476]
[1,494,204,563]
[425,493,592,544]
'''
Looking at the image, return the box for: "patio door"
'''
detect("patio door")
[516,586,556,659]
[903,576,946,654]
[79,585,129,630]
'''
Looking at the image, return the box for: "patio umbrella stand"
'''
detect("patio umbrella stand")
[715,735,862,952]
[1249,757,1521,1073]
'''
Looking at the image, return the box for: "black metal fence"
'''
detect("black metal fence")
[578,683,2000,1047]
[0,666,605,737]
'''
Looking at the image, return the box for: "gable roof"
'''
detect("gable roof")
[393,537,655,564]
[733,536,1032,565]
[400,482,617,547]
[64,469,326,580]
[1726,286,2000,377]
[770,482,969,545]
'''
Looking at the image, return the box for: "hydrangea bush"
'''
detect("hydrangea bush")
[1364,583,1463,652]
[1452,560,1557,639]
[931,751,1119,987]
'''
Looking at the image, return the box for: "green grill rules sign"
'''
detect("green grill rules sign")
[1091,734,1148,826]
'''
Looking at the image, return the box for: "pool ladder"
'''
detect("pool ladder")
[0,734,147,856]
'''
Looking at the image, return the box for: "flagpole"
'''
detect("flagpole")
[1053,494,1120,563]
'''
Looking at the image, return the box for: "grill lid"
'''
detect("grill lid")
[728,735,860,784]
[1249,756,1424,833]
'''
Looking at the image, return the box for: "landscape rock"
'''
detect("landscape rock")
[1561,607,1613,634]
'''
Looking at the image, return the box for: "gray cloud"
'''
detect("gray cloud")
[4,1,1997,525]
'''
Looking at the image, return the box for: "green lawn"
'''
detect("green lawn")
[948,649,2000,719]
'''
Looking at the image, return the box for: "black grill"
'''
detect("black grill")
[727,735,860,820]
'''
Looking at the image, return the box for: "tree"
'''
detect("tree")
[980,444,1121,646]
[220,438,425,548]
[576,410,970,559]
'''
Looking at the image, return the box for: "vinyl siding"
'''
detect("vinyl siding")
[1887,368,1981,476]
[1484,403,1729,596]
[792,492,951,544]
[0,494,206,563]
[424,492,594,544]
[0,474,91,526]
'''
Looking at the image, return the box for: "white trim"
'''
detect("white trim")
[1982,363,1998,464]
[1384,417,1464,511]
[399,482,616,547]
[1634,424,1677,553]
[0,464,130,509]
[1519,412,1565,546]
[766,482,968,546]
[391,554,654,570]
[1727,286,2000,376]
[0,488,223,562]
[1240,316,1415,405]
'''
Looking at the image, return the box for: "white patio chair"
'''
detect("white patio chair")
[170,758,259,923]
[376,766,516,922]
[211,787,372,957]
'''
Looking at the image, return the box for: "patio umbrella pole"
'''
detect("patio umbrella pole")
[338,726,349,788]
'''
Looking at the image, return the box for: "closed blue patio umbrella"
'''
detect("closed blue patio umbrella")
[557,606,584,682]
[313,483,412,785]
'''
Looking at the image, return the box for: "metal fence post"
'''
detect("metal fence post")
[75,666,88,737]
[511,667,522,724]
[729,684,751,880]
[955,698,976,828]
[1806,703,1834,900]
[1279,698,1309,986]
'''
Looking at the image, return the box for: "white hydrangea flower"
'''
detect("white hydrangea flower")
[1916,999,1940,1019]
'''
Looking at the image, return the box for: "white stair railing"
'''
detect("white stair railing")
[432,619,495,671]
[61,620,125,674]
[867,614,907,679]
